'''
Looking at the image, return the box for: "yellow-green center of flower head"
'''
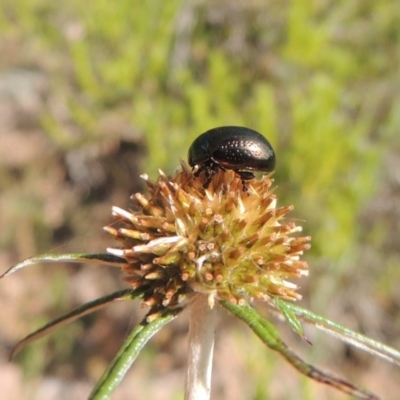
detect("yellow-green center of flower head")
[105,162,310,313]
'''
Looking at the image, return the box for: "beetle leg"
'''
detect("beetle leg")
[238,171,255,192]
[193,164,206,178]
[238,171,255,181]
[203,162,218,188]
[192,162,218,188]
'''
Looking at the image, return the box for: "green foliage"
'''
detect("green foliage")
[2,0,398,288]
[1,0,400,396]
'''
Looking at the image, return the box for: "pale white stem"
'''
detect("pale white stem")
[184,294,217,400]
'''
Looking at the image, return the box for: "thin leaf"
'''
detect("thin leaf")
[89,307,182,400]
[272,297,308,342]
[11,288,144,358]
[221,300,381,400]
[279,301,400,367]
[0,253,126,278]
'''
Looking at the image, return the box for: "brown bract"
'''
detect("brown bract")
[105,162,310,315]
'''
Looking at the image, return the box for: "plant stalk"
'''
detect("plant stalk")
[184,294,216,400]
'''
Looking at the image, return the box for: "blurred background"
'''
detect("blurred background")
[0,0,400,399]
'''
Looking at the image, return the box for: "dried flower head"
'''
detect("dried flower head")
[105,162,310,315]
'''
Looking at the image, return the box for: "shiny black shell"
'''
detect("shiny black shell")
[188,126,276,188]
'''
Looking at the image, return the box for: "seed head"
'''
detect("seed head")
[105,162,310,314]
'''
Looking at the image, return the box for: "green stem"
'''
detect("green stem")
[221,300,380,400]
[89,308,181,399]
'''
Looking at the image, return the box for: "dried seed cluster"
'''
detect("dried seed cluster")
[105,162,310,314]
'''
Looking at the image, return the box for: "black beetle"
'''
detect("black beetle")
[188,126,276,190]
